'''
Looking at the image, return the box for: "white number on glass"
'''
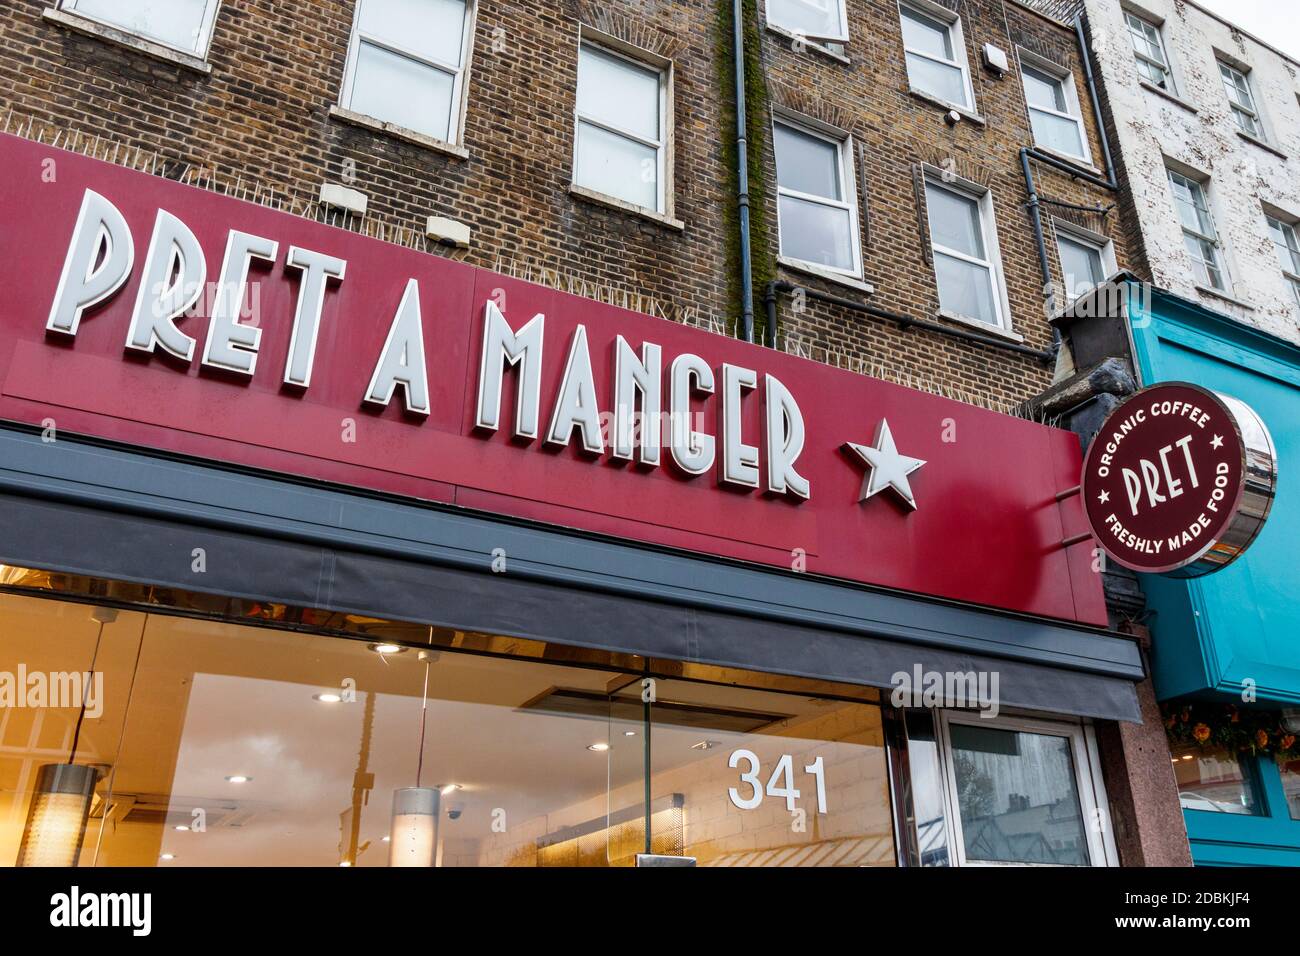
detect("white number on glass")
[766,753,801,811]
[805,756,827,814]
[727,750,829,813]
[727,748,764,810]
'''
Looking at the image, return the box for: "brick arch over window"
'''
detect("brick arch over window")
[768,81,856,136]
[572,0,681,59]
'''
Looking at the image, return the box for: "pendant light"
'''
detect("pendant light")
[16,608,116,867]
[389,645,439,867]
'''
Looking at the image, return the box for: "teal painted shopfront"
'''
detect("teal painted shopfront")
[1125,284,1300,866]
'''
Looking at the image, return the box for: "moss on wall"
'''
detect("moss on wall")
[714,0,775,343]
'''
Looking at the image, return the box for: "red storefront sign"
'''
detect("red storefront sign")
[0,133,1105,624]
[1082,383,1276,575]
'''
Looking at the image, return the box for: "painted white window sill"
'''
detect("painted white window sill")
[1139,80,1197,114]
[1031,144,1102,177]
[778,257,874,294]
[1195,284,1254,311]
[936,309,1024,342]
[328,106,469,159]
[1236,129,1287,160]
[765,24,851,64]
[42,8,211,74]
[908,88,986,126]
[568,184,684,232]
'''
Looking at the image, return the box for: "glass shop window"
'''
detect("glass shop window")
[0,578,895,868]
[646,677,895,867]
[1171,742,1260,815]
[897,710,1112,866]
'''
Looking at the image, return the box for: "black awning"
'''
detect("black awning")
[0,427,1143,722]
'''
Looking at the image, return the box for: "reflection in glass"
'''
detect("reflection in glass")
[949,723,1089,866]
[903,711,950,866]
[1172,743,1258,815]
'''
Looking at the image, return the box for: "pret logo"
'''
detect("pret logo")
[1081,383,1276,576]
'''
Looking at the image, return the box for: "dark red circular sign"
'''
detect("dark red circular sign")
[1082,383,1249,574]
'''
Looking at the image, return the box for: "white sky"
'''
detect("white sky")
[1194,0,1300,63]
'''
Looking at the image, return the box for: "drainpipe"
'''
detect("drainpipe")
[1021,147,1060,325]
[733,0,755,343]
[1075,13,1117,187]
[763,280,778,348]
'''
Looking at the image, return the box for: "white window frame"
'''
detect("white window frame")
[772,113,864,282]
[923,170,1012,331]
[1166,166,1230,293]
[59,0,222,58]
[339,0,478,147]
[1052,220,1116,303]
[764,0,849,44]
[571,33,672,217]
[1017,49,1091,165]
[1124,7,1175,94]
[1264,211,1300,310]
[934,710,1118,868]
[898,0,975,113]
[1217,59,1265,141]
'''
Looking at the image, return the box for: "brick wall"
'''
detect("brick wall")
[0,0,1133,409]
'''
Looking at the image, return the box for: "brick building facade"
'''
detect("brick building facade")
[2,0,1132,411]
[0,0,1200,869]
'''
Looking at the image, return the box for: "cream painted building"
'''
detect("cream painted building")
[1082,0,1300,343]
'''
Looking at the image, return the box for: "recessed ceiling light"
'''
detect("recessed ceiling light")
[313,692,343,703]
[587,742,610,752]
[174,825,190,831]
[338,861,352,867]
[381,835,391,842]
[225,775,252,784]
[624,730,637,737]
[1181,755,1194,761]
[369,642,406,655]
[160,854,175,861]
[439,783,462,795]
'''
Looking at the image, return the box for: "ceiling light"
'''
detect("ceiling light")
[439,784,462,795]
[160,853,175,861]
[587,743,610,752]
[390,787,439,867]
[174,825,190,832]
[16,764,98,867]
[338,861,351,867]
[314,692,343,703]
[624,730,637,737]
[1181,755,1194,761]
[381,835,391,843]
[369,642,406,655]
[225,775,252,784]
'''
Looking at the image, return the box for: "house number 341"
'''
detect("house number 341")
[727,750,828,813]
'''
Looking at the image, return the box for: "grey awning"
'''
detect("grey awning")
[0,427,1143,721]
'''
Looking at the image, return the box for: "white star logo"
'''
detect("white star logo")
[843,419,926,511]
[1211,434,1224,449]
[1098,490,1110,504]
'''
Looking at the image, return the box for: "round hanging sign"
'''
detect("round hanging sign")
[1081,382,1276,576]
